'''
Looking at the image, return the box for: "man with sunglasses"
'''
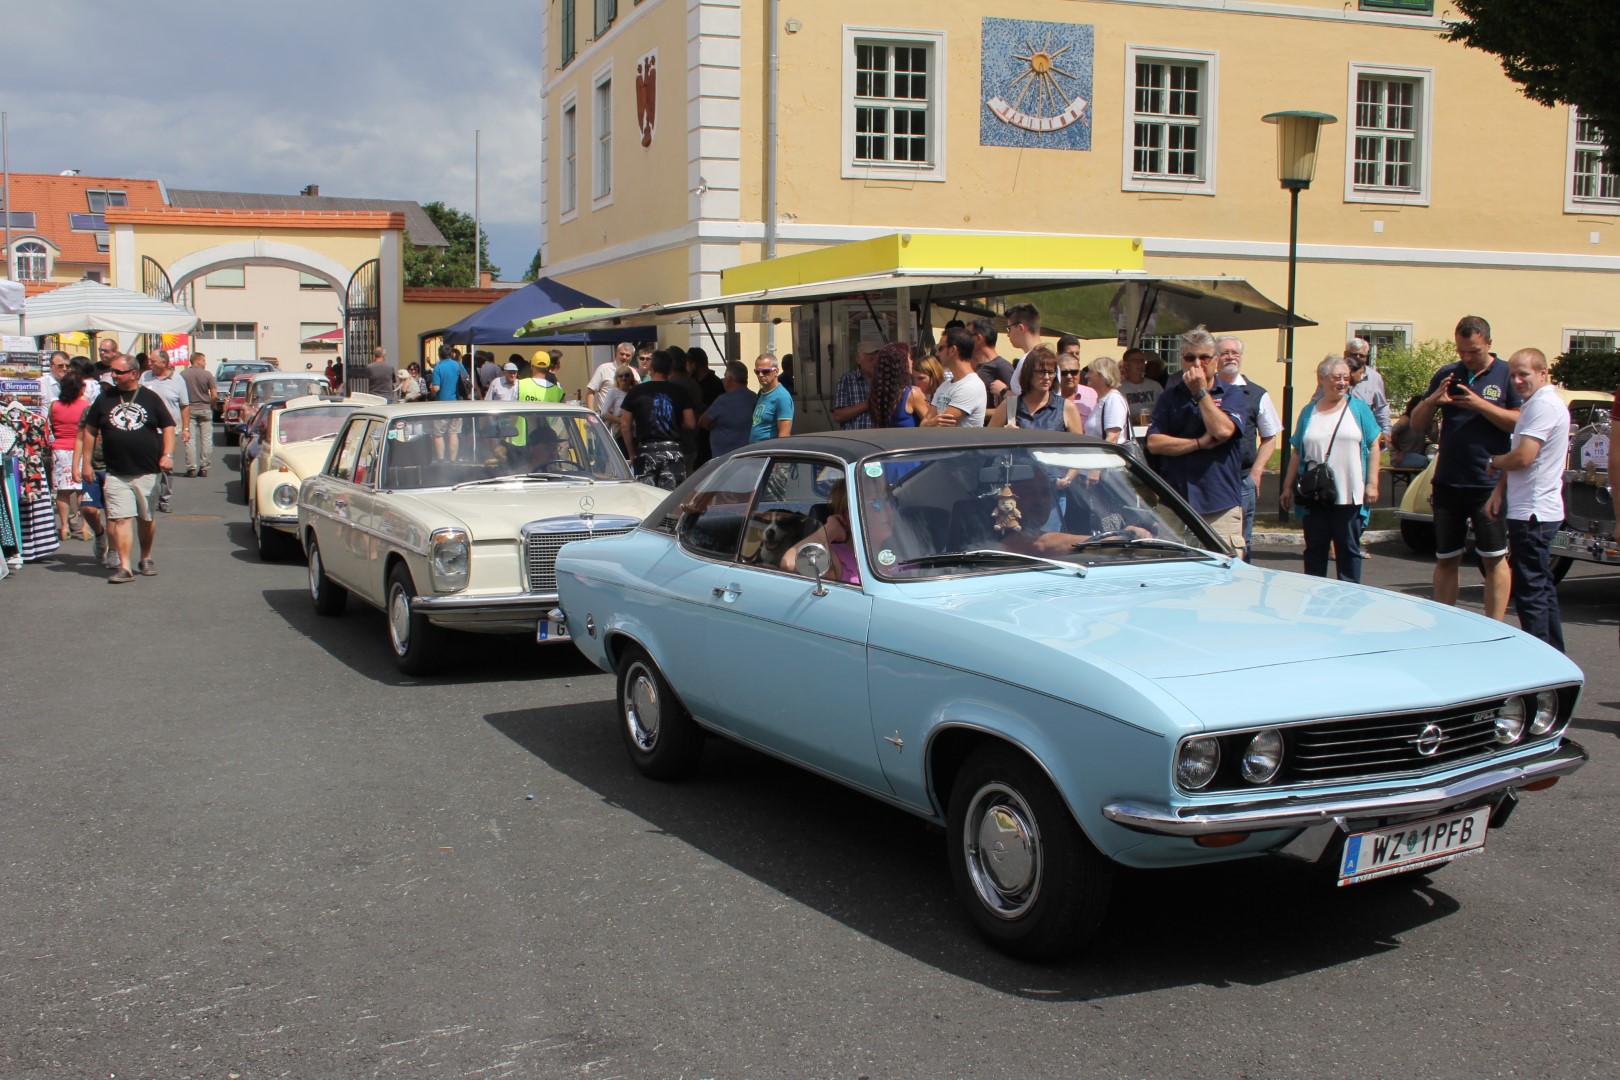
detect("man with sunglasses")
[1055,336,1096,423]
[77,356,176,582]
[1146,325,1247,556]
[747,353,793,443]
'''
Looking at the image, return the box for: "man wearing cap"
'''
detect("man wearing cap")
[519,351,565,403]
[475,351,501,397]
[487,362,521,401]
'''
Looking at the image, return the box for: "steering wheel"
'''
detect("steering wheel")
[535,458,585,475]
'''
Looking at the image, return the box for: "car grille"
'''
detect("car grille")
[524,527,636,593]
[1564,481,1614,532]
[1284,707,1505,783]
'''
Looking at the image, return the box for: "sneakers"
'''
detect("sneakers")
[93,533,108,563]
[184,469,197,477]
[108,567,135,584]
[198,467,209,477]
[158,504,173,513]
[103,545,123,570]
[137,558,157,577]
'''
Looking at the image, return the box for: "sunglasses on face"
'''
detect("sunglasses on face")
[1060,368,1082,377]
[755,368,776,376]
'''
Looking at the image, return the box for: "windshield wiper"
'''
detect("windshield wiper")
[899,549,1085,575]
[451,472,576,491]
[1072,533,1232,564]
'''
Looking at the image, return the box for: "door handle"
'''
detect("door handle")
[711,583,742,599]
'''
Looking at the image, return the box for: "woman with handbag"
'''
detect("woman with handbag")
[1280,356,1381,581]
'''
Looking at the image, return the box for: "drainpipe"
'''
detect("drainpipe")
[764,0,779,351]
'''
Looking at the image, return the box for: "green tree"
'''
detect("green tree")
[523,247,543,282]
[1447,2,1620,173]
[403,201,501,288]
[1549,350,1620,391]
[1376,339,1456,416]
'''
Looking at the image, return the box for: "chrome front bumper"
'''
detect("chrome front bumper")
[409,590,563,636]
[1102,738,1588,837]
[260,512,299,529]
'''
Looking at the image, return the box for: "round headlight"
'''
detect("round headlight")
[1240,729,1285,785]
[1529,690,1559,736]
[1493,698,1527,745]
[272,483,298,509]
[1176,737,1221,791]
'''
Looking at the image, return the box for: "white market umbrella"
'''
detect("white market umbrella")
[0,279,199,337]
[0,278,24,316]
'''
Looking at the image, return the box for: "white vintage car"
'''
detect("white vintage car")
[296,400,667,674]
[247,394,385,561]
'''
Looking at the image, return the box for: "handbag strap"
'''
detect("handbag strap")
[1305,399,1352,468]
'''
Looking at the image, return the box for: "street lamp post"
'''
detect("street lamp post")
[1262,109,1336,520]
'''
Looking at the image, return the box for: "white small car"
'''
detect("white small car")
[247,394,385,561]
[296,400,668,674]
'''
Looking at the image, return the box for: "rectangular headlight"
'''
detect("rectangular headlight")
[429,528,471,592]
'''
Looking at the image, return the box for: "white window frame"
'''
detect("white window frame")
[1346,321,1414,359]
[560,93,579,222]
[1344,63,1433,207]
[840,26,947,183]
[591,64,614,209]
[1122,45,1218,196]
[1564,106,1620,214]
[1561,327,1620,355]
[11,238,50,281]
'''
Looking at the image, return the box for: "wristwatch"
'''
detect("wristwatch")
[1190,388,1208,403]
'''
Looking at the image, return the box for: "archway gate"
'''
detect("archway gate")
[104,206,404,371]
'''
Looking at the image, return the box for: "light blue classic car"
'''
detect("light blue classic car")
[555,430,1587,959]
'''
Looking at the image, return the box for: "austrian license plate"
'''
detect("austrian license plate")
[537,610,571,643]
[1337,806,1489,886]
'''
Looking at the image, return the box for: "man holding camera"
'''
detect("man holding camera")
[1409,316,1522,620]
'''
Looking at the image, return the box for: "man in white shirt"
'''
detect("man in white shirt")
[487,362,521,401]
[1214,336,1283,561]
[1118,348,1164,423]
[586,342,636,411]
[1002,302,1042,404]
[921,326,986,428]
[1486,348,1570,651]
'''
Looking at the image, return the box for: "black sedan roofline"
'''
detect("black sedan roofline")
[718,428,1123,464]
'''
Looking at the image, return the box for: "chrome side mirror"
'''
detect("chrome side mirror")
[797,542,830,596]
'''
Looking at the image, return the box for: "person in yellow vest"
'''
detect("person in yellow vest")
[518,351,566,403]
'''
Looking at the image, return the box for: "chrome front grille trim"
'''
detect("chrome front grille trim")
[523,526,635,593]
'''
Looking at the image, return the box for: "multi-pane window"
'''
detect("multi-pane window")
[85,189,127,213]
[562,102,579,214]
[1353,76,1420,191]
[1563,330,1618,356]
[198,322,257,340]
[1133,61,1203,180]
[13,240,47,281]
[593,78,613,202]
[852,40,932,166]
[560,0,576,67]
[1570,108,1619,204]
[1350,324,1411,358]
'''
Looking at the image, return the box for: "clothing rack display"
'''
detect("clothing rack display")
[0,395,60,567]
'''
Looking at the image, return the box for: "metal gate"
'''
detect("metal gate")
[344,259,380,393]
[138,256,195,356]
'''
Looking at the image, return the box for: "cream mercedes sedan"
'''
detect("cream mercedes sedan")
[296,400,667,675]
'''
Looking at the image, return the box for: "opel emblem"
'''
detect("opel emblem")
[1414,723,1444,757]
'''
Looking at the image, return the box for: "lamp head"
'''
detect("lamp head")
[1262,110,1338,189]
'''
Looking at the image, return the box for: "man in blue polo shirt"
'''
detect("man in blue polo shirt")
[1408,315,1522,620]
[1146,325,1247,556]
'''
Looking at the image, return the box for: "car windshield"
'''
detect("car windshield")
[277,406,357,444]
[379,410,632,489]
[251,378,324,403]
[229,377,252,398]
[854,445,1219,580]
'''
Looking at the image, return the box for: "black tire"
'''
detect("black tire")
[947,745,1113,961]
[307,535,348,616]
[386,564,444,676]
[616,645,704,780]
[1551,555,1575,584]
[254,514,296,561]
[1399,519,1435,554]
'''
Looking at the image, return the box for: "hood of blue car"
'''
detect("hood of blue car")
[885,561,1582,733]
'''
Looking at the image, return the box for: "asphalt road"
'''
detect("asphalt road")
[3,450,1616,1080]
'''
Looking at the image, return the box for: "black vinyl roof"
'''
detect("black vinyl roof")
[727,427,1115,464]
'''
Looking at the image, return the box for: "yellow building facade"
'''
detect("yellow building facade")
[541,0,1620,413]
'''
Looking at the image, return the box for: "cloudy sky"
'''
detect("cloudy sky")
[2,0,543,279]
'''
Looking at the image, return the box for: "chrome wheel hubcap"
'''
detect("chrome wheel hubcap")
[388,584,411,654]
[963,783,1042,920]
[625,664,660,750]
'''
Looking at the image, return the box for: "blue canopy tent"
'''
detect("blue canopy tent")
[438,278,643,347]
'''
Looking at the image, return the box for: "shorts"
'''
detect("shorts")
[102,472,162,521]
[1432,483,1507,559]
[81,470,106,510]
[1201,504,1246,555]
[51,448,82,492]
[431,417,465,436]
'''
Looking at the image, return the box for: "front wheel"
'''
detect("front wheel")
[616,645,704,780]
[254,514,296,561]
[947,745,1113,960]
[1399,519,1435,554]
[387,565,444,676]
